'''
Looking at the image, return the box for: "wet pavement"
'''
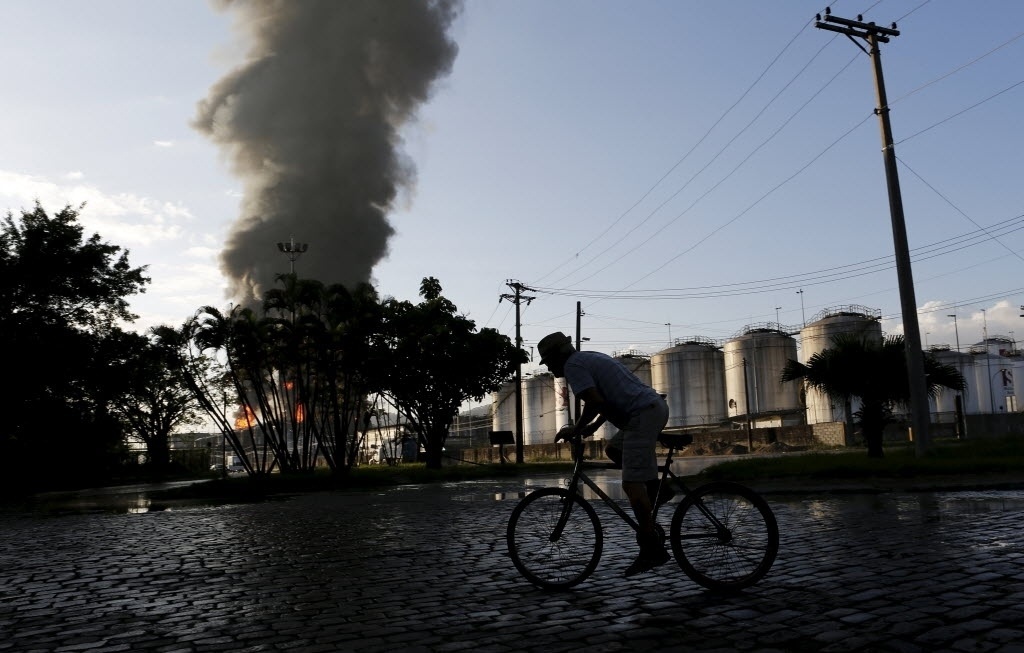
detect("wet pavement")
[1,472,1023,653]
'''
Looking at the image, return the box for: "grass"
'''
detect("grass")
[695,436,1024,483]
[134,436,1024,503]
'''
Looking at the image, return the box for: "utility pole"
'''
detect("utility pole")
[575,301,584,422]
[743,358,753,450]
[500,280,535,464]
[816,9,931,455]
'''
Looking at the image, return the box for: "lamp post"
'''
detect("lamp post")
[982,309,995,413]
[665,322,672,347]
[276,235,309,275]
[796,289,806,327]
[948,313,960,352]
[775,306,781,327]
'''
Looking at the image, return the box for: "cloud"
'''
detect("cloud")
[153,140,175,148]
[65,171,84,180]
[0,169,193,246]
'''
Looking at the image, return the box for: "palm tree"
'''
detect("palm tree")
[781,333,965,458]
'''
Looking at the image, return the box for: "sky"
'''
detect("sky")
[2,0,1024,381]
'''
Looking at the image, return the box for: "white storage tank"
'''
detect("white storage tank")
[522,373,556,445]
[929,348,974,415]
[651,338,727,428]
[798,306,882,425]
[969,350,1014,414]
[724,326,800,417]
[596,350,653,441]
[491,380,517,433]
[1014,356,1024,412]
[553,375,574,430]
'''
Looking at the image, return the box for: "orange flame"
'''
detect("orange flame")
[295,403,305,423]
[234,405,256,429]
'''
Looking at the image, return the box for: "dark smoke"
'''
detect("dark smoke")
[194,0,461,306]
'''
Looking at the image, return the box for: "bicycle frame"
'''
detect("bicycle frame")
[550,433,729,542]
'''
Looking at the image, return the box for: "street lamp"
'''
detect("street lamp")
[948,313,960,352]
[982,309,994,413]
[775,306,781,326]
[796,289,806,327]
[276,235,309,275]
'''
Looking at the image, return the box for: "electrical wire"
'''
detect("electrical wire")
[896,78,1024,145]
[531,10,822,286]
[529,210,1024,300]
[890,28,1024,106]
[896,155,1024,265]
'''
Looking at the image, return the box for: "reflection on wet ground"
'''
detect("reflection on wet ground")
[10,479,212,515]
[9,460,1024,518]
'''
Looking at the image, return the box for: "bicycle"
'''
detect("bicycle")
[506,430,779,591]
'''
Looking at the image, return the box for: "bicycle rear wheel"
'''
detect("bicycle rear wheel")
[507,487,602,590]
[669,481,778,591]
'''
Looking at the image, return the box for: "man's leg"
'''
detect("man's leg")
[619,400,670,577]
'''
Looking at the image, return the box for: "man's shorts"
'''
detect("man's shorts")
[608,398,669,483]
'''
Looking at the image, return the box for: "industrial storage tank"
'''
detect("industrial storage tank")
[1011,356,1019,411]
[522,373,556,445]
[723,326,800,419]
[969,349,1014,414]
[928,348,975,415]
[650,338,727,428]
[491,380,517,433]
[798,306,883,425]
[596,350,653,441]
[966,337,1017,413]
[553,375,574,431]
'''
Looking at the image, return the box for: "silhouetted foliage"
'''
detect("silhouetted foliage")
[372,277,526,469]
[0,204,149,490]
[781,333,965,457]
[177,277,384,476]
[104,328,205,470]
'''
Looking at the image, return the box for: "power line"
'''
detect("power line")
[530,211,1024,300]
[890,28,1024,106]
[896,155,1024,265]
[533,12,821,286]
[896,78,1024,145]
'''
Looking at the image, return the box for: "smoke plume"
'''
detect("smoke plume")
[194,0,461,306]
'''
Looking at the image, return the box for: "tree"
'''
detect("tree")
[105,328,205,471]
[0,203,149,489]
[373,277,526,469]
[781,333,964,457]
[177,278,384,476]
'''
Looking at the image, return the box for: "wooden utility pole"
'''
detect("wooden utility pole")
[815,9,931,455]
[743,358,753,450]
[500,280,535,464]
[574,301,584,422]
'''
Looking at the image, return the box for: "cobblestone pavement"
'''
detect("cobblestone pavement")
[2,473,1024,653]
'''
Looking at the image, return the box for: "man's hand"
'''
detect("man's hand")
[578,421,602,438]
[554,424,575,443]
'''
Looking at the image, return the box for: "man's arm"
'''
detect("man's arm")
[574,387,608,436]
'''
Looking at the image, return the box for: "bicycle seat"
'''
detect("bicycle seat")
[658,433,693,450]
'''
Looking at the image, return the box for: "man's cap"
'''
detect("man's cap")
[537,331,575,366]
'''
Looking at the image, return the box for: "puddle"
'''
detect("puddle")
[13,480,214,515]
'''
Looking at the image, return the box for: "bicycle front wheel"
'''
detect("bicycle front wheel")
[670,481,779,592]
[506,487,603,590]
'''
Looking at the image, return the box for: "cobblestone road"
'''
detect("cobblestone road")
[2,473,1023,653]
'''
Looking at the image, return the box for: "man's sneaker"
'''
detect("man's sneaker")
[623,545,670,577]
